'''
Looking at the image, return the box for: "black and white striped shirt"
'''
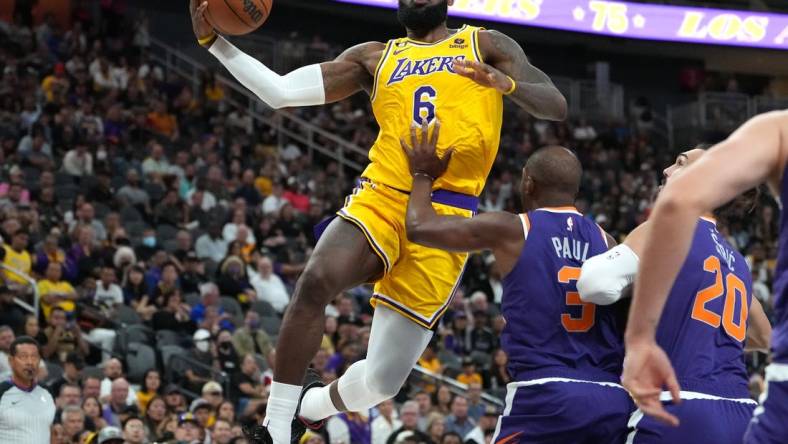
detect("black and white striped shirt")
[0,380,56,444]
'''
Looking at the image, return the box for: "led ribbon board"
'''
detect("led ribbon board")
[334,0,788,50]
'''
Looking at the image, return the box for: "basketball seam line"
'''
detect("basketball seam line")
[222,0,256,28]
[205,8,231,36]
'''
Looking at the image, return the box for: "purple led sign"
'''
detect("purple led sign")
[334,0,788,50]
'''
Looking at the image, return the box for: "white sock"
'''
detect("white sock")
[263,382,301,443]
[299,385,339,422]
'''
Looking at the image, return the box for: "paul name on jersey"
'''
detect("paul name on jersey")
[550,217,590,262]
[551,237,590,262]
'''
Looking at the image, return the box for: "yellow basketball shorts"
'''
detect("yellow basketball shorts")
[336,179,477,329]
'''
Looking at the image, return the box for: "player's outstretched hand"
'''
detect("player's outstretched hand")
[622,339,682,427]
[401,118,453,181]
[189,0,215,42]
[453,59,514,94]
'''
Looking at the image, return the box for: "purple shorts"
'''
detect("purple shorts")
[491,378,633,444]
[628,394,755,444]
[744,363,788,444]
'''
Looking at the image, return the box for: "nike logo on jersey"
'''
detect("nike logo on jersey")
[11,400,20,405]
[387,55,465,85]
[393,47,411,56]
[497,431,523,444]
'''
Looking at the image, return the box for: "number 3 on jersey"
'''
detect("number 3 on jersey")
[413,86,436,123]
[691,255,748,342]
[558,266,596,332]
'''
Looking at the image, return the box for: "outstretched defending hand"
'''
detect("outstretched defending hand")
[621,339,682,427]
[400,118,454,181]
[189,0,215,42]
[453,59,515,94]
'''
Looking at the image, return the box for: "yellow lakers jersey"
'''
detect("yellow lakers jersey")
[364,25,504,197]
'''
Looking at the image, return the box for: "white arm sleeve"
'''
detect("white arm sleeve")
[208,36,326,109]
[577,244,639,306]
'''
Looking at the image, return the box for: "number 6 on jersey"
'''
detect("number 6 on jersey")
[413,86,436,124]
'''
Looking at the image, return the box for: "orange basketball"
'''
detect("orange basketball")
[205,0,272,36]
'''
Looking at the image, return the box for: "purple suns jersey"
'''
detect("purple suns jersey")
[772,171,788,363]
[656,217,752,399]
[501,207,624,383]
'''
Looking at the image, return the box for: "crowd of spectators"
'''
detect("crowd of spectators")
[0,2,780,444]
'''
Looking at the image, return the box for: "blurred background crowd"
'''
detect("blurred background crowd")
[0,1,780,444]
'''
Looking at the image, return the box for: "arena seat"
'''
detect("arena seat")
[220,296,244,325]
[155,329,187,348]
[116,324,154,355]
[260,315,282,337]
[126,342,157,384]
[55,184,80,200]
[120,206,143,222]
[55,171,74,185]
[116,305,142,326]
[93,202,111,219]
[160,344,188,370]
[250,300,276,318]
[144,182,165,202]
[156,224,178,242]
[183,292,201,307]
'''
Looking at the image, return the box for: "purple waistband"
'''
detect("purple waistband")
[357,178,479,212]
[430,189,479,212]
[313,181,478,241]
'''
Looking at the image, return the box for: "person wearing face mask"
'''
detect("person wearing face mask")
[217,255,255,308]
[215,329,240,377]
[232,311,273,359]
[134,228,159,263]
[185,329,217,394]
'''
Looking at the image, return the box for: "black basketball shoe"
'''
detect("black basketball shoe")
[296,367,328,434]
[245,369,328,444]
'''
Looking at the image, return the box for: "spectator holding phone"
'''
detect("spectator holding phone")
[38,262,79,320]
[42,307,89,364]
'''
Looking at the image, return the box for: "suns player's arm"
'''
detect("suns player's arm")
[406,176,524,270]
[477,30,567,121]
[204,35,383,107]
[578,223,645,305]
[745,297,772,352]
[628,110,787,346]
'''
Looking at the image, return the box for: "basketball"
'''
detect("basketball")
[205,0,272,35]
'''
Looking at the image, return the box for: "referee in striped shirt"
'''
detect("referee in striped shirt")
[0,336,56,443]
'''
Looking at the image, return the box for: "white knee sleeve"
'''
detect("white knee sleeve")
[301,305,437,420]
[336,306,433,413]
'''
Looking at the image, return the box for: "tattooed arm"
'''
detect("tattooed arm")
[454,30,567,121]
